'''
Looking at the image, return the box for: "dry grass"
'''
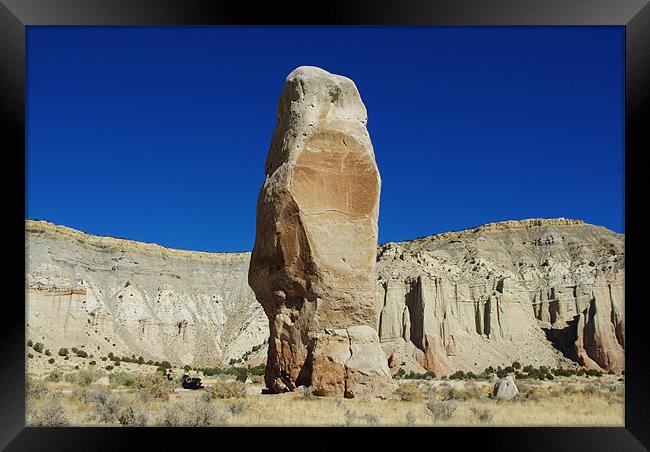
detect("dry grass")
[25,360,624,427]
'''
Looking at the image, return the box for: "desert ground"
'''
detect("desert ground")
[26,348,624,427]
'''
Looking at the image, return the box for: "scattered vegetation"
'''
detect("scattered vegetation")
[29,402,70,426]
[395,383,423,402]
[470,406,494,423]
[202,381,247,400]
[230,342,266,365]
[46,371,64,382]
[426,399,457,421]
[200,363,265,378]
[394,369,436,380]
[26,378,49,400]
[64,369,106,386]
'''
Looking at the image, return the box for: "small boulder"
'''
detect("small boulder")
[492,375,519,400]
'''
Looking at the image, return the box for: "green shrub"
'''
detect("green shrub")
[58,348,69,357]
[113,361,120,366]
[84,389,124,424]
[89,361,97,366]
[441,386,483,401]
[44,350,52,356]
[109,372,137,387]
[248,364,266,376]
[203,381,247,399]
[118,406,149,426]
[27,339,33,347]
[48,358,55,364]
[65,369,106,386]
[470,406,494,423]
[449,371,466,380]
[183,365,192,371]
[184,399,230,426]
[395,383,423,401]
[512,361,522,370]
[33,342,44,353]
[27,353,34,359]
[105,365,114,371]
[46,371,63,382]
[426,399,456,421]
[133,373,174,401]
[26,378,48,399]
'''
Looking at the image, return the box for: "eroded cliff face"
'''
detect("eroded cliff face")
[25,217,624,373]
[375,219,625,374]
[25,220,267,367]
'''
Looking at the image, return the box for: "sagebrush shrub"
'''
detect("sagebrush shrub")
[109,372,137,387]
[425,400,456,421]
[29,403,69,426]
[229,400,247,416]
[46,371,63,382]
[118,406,149,426]
[134,373,174,401]
[405,410,417,426]
[395,383,423,402]
[470,406,494,423]
[203,381,246,400]
[162,403,186,427]
[185,399,229,426]
[26,378,49,399]
[85,389,124,424]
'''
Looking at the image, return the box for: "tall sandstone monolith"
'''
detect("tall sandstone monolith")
[248,66,395,398]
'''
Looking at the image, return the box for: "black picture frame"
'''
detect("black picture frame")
[1,0,647,450]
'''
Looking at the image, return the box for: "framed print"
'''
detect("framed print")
[1,0,647,450]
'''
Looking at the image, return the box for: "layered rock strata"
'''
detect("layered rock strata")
[25,220,267,367]
[248,66,394,396]
[26,217,624,374]
[375,218,625,374]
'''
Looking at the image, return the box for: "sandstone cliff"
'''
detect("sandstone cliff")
[375,218,625,373]
[25,220,267,367]
[25,217,624,373]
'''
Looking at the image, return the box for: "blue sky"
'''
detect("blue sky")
[26,26,624,252]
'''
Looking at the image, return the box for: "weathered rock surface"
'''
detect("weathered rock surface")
[375,218,625,374]
[492,375,519,400]
[26,217,624,374]
[248,66,393,395]
[25,220,267,368]
[310,325,394,399]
